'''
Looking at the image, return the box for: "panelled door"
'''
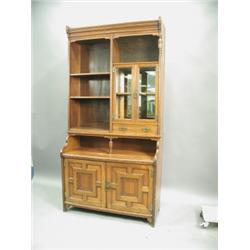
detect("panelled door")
[64,159,153,215]
[64,159,106,208]
[106,162,153,215]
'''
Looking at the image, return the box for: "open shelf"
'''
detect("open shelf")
[63,136,156,163]
[70,39,110,74]
[70,75,110,97]
[113,35,159,63]
[70,99,110,130]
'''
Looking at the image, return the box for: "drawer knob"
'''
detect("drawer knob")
[118,127,128,131]
[142,127,151,132]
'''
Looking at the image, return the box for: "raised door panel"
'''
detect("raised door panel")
[64,159,106,208]
[106,162,153,215]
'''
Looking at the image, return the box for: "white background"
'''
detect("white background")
[30,2,218,249]
[32,0,218,197]
[2,0,250,250]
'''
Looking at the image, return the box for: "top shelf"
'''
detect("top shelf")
[70,72,110,77]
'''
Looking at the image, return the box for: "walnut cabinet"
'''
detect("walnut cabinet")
[61,19,165,226]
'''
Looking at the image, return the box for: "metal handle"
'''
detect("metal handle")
[142,127,151,132]
[118,127,128,131]
[105,181,111,191]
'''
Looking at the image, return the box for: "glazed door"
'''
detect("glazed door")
[113,66,133,120]
[106,162,153,215]
[137,65,158,121]
[113,64,158,136]
[113,64,158,122]
[64,159,106,208]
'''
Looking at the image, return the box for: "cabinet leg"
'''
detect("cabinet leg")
[63,203,70,212]
[147,217,155,227]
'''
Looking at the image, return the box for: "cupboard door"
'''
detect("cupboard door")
[137,66,158,120]
[114,67,133,120]
[106,163,153,215]
[64,159,106,208]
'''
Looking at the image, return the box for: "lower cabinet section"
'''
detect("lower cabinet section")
[63,158,154,225]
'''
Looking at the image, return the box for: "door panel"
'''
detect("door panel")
[64,159,105,208]
[114,67,133,120]
[137,66,157,120]
[106,162,153,215]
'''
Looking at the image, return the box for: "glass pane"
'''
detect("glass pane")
[116,95,132,119]
[139,95,155,119]
[116,68,132,93]
[115,68,132,119]
[139,67,156,94]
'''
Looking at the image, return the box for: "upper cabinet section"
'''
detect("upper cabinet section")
[67,19,163,138]
[113,35,159,63]
[70,39,110,74]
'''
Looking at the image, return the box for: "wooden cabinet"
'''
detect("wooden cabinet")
[64,159,153,216]
[61,18,165,226]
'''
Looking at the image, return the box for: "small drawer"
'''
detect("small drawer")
[113,123,157,136]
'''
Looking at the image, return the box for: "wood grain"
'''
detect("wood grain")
[62,18,164,226]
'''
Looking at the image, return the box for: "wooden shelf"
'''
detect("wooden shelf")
[63,147,155,163]
[69,127,109,134]
[139,92,155,96]
[116,92,131,96]
[68,127,160,139]
[70,72,110,77]
[70,96,110,99]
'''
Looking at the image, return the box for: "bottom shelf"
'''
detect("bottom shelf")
[69,127,109,135]
[64,147,155,163]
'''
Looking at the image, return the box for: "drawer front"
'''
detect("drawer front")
[113,123,157,136]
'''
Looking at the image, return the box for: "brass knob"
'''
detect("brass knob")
[142,127,151,132]
[118,127,128,131]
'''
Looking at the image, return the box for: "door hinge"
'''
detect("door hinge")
[150,169,154,178]
[112,67,116,73]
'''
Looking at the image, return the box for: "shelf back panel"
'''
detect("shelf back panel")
[70,99,110,130]
[114,35,159,63]
[70,39,110,73]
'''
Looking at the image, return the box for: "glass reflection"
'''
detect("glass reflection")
[116,68,132,119]
[139,67,156,119]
